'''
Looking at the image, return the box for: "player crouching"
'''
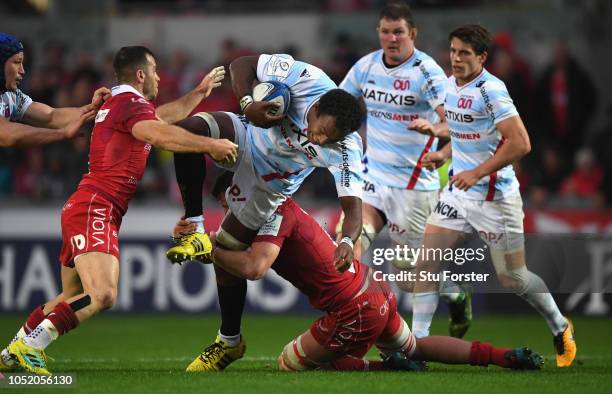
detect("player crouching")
[171,174,543,372]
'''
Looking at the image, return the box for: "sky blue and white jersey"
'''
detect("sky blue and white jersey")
[249,54,363,198]
[340,49,446,191]
[0,88,32,121]
[445,68,520,201]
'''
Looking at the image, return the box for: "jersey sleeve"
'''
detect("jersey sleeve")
[481,82,519,125]
[256,54,299,84]
[253,206,295,247]
[339,63,363,97]
[122,96,158,132]
[327,135,363,198]
[419,62,447,110]
[12,89,33,121]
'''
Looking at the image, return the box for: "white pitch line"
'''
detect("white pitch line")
[57,356,277,363]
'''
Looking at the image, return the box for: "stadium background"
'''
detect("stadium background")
[1,0,612,321]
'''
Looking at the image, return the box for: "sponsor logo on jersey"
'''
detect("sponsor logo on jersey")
[362,88,416,106]
[95,109,110,123]
[479,82,495,121]
[299,68,311,78]
[340,141,351,187]
[445,109,474,123]
[416,61,439,101]
[266,56,294,79]
[257,213,283,236]
[368,109,419,122]
[393,79,411,91]
[434,201,458,219]
[450,130,481,140]
[363,180,375,193]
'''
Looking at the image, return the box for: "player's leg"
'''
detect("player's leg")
[377,306,542,370]
[477,193,575,367]
[167,112,241,262]
[185,212,256,372]
[0,265,83,371]
[9,252,119,375]
[411,223,465,339]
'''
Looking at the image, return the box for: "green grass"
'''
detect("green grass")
[1,314,610,393]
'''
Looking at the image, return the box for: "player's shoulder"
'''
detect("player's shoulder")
[413,49,446,76]
[353,50,383,69]
[475,69,508,92]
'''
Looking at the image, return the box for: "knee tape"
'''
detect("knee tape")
[216,228,249,251]
[376,318,416,358]
[279,336,313,371]
[193,112,220,139]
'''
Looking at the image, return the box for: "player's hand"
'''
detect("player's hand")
[333,243,354,273]
[208,139,238,165]
[410,118,436,136]
[421,151,448,170]
[63,108,96,139]
[195,66,226,99]
[89,87,112,111]
[244,101,284,128]
[450,169,482,191]
[173,219,196,239]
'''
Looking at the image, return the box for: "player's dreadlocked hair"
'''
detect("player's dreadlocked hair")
[113,46,156,84]
[379,1,415,28]
[317,89,364,141]
[449,24,492,55]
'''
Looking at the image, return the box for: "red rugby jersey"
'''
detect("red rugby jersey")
[77,85,158,214]
[255,199,366,311]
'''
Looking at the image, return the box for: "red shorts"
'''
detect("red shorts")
[310,277,399,358]
[59,189,122,267]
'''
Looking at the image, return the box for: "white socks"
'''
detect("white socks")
[218,331,241,347]
[23,319,59,350]
[411,292,440,338]
[186,215,205,234]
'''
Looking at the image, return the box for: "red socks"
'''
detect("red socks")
[23,306,46,335]
[46,302,79,335]
[469,341,512,368]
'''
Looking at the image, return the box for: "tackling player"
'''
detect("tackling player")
[174,173,543,372]
[1,32,109,147]
[337,1,471,338]
[1,46,237,375]
[410,24,576,367]
[164,53,364,371]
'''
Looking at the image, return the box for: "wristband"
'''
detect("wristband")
[239,95,254,113]
[340,236,354,249]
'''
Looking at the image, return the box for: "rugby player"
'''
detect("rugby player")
[165,53,365,371]
[0,32,109,147]
[1,46,237,375]
[174,173,543,372]
[337,2,471,338]
[410,24,576,367]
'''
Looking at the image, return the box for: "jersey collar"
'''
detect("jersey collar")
[379,48,418,74]
[111,84,146,99]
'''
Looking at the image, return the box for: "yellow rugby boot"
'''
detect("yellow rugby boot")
[186,335,246,372]
[166,232,213,264]
[7,339,50,376]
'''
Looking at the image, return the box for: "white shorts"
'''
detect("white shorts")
[363,179,438,246]
[216,112,286,230]
[427,188,525,252]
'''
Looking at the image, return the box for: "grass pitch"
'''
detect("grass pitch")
[0,314,610,393]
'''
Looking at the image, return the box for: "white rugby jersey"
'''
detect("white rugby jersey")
[248,54,363,198]
[445,68,520,201]
[0,88,32,121]
[340,49,446,191]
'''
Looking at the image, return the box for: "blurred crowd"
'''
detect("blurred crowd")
[1,30,609,210]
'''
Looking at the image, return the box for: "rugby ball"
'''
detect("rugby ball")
[252,81,291,116]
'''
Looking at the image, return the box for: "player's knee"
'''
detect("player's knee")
[395,274,415,292]
[499,266,529,294]
[92,287,117,311]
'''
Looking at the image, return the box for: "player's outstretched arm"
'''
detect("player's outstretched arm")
[334,196,362,272]
[156,66,226,124]
[0,108,95,147]
[131,119,237,161]
[410,105,449,140]
[450,115,530,191]
[21,87,111,130]
[212,240,280,281]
